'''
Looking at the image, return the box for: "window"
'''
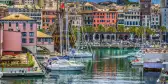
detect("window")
[52,18,55,22]
[46,19,50,22]
[29,32,34,37]
[16,23,18,27]
[30,23,33,28]
[9,22,11,27]
[22,32,27,37]
[23,23,26,28]
[38,38,41,42]
[22,38,26,43]
[45,38,48,42]
[29,38,34,43]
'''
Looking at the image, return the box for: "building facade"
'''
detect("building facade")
[140,0,152,27]
[0,14,37,54]
[117,10,124,25]
[42,9,56,29]
[150,5,160,28]
[69,15,82,27]
[161,8,168,28]
[124,6,141,27]
[160,0,168,8]
[93,9,117,27]
[8,5,42,29]
[37,31,54,52]
[81,3,94,26]
[161,0,168,28]
[13,0,38,5]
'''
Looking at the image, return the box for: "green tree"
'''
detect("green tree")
[128,26,137,33]
[106,26,116,33]
[136,26,144,37]
[118,25,125,32]
[146,27,155,35]
[98,25,105,32]
[159,26,167,46]
[38,28,45,33]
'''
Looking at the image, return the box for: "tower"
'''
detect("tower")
[140,0,151,15]
[140,0,152,27]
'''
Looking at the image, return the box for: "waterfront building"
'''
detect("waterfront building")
[13,0,38,5]
[42,8,56,29]
[81,2,94,26]
[92,9,118,27]
[124,5,140,27]
[117,10,124,25]
[69,15,82,27]
[37,31,54,53]
[151,4,160,29]
[68,5,83,27]
[8,5,42,29]
[0,4,8,19]
[140,0,152,27]
[0,14,37,54]
[43,0,59,9]
[161,0,168,28]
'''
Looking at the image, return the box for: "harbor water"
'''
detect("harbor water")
[0,48,160,84]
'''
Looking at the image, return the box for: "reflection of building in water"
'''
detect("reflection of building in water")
[103,59,117,78]
[93,58,117,79]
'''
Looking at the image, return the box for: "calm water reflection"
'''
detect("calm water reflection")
[0,48,160,84]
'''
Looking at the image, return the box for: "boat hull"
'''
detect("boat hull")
[47,66,85,71]
[69,55,93,58]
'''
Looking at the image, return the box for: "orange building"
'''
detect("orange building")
[42,9,56,29]
[93,9,118,28]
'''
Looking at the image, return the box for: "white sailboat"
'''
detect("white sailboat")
[45,6,85,71]
[46,57,85,71]
[68,49,93,58]
[67,8,93,58]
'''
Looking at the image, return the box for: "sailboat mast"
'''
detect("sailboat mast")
[59,14,63,56]
[65,8,69,53]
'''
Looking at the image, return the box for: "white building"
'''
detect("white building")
[13,0,39,5]
[161,8,168,28]
[69,15,82,27]
[161,0,168,28]
[124,5,141,27]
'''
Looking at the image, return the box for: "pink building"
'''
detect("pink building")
[0,14,37,55]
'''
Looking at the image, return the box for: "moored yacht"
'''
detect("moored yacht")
[44,57,85,71]
[68,49,93,58]
[131,57,143,66]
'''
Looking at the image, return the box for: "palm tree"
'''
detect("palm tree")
[146,27,155,44]
[159,26,167,47]
[106,26,116,33]
[118,24,125,32]
[98,25,105,32]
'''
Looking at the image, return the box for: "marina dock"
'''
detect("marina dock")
[0,55,45,77]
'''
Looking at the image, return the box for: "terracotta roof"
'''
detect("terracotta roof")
[1,14,33,20]
[37,31,52,38]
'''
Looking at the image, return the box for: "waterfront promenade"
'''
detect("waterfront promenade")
[1,55,44,77]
